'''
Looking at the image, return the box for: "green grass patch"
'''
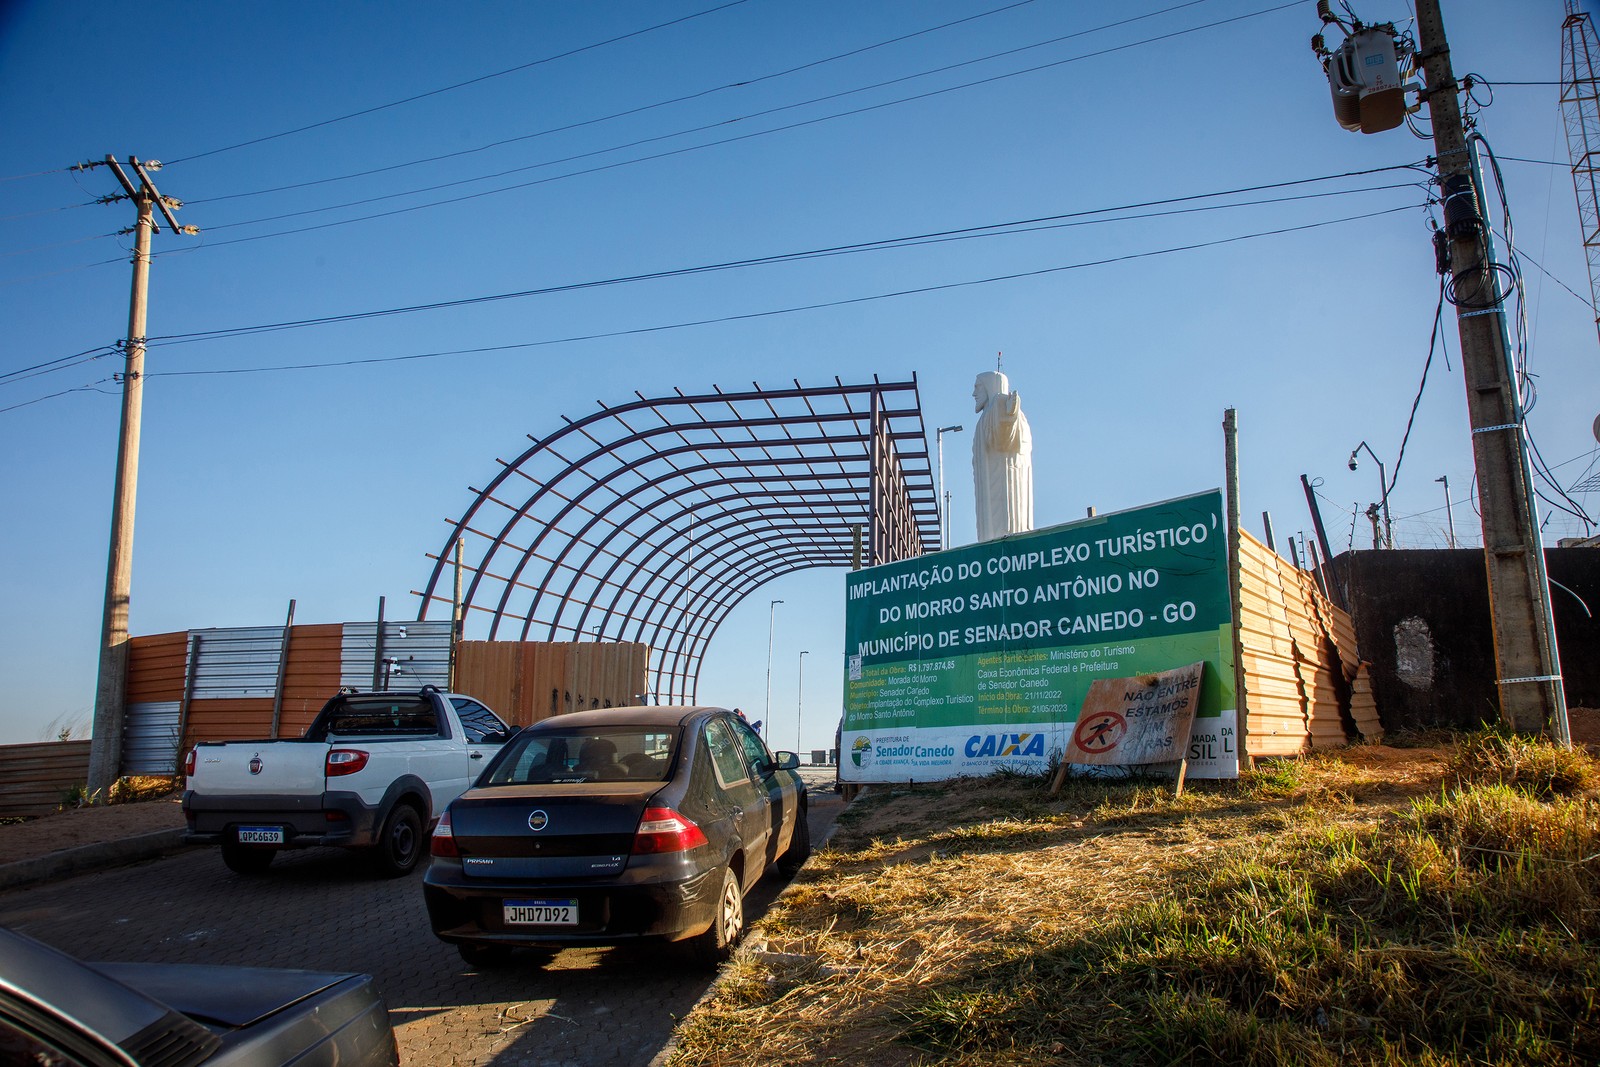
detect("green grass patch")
[670,736,1600,1067]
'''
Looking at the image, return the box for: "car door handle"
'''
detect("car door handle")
[470,752,484,760]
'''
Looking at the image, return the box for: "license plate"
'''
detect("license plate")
[237,826,284,844]
[504,899,578,926]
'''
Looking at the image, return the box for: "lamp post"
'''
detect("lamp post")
[936,424,964,550]
[764,599,783,741]
[1348,441,1392,548]
[797,650,809,755]
[1436,475,1457,548]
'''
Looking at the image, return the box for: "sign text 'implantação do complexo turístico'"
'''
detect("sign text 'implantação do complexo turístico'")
[841,489,1239,782]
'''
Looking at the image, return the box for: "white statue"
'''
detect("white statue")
[971,370,1033,541]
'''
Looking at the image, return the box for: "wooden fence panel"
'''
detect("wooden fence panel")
[278,624,345,736]
[127,631,188,703]
[0,740,92,818]
[454,641,649,727]
[182,699,277,746]
[1237,531,1383,758]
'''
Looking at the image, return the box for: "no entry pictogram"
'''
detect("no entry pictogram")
[1073,710,1127,754]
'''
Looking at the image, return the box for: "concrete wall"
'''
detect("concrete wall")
[1332,548,1600,732]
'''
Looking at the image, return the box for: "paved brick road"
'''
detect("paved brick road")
[0,785,843,1066]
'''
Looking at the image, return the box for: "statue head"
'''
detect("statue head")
[972,371,1008,413]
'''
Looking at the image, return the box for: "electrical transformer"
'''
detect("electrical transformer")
[1323,26,1407,134]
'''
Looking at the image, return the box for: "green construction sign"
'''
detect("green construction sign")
[842,490,1238,781]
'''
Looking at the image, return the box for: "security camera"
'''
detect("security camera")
[1348,458,1358,471]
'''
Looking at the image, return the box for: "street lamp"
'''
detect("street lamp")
[1436,475,1457,548]
[1348,441,1392,548]
[936,424,964,550]
[797,650,809,756]
[764,599,783,742]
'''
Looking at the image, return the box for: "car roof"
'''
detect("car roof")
[524,705,726,731]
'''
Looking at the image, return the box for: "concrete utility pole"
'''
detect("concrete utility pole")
[87,156,193,794]
[1414,0,1569,741]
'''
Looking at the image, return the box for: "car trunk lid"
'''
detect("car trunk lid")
[448,782,659,879]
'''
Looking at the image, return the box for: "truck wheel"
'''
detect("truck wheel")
[221,841,275,875]
[689,865,744,968]
[370,803,424,878]
[777,803,811,876]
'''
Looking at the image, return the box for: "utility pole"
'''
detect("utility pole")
[1414,0,1569,741]
[86,156,194,794]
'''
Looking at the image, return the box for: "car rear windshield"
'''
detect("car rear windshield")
[323,697,440,737]
[485,726,679,785]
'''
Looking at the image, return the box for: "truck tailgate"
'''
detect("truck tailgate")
[188,740,330,796]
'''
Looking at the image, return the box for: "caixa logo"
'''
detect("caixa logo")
[965,733,1045,759]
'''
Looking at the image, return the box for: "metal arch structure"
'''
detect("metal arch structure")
[415,377,939,703]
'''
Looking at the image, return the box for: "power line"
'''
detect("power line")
[188,0,1060,207]
[140,166,1422,348]
[1384,276,1448,500]
[191,0,1303,248]
[0,381,116,415]
[0,346,117,386]
[0,167,73,184]
[164,0,756,165]
[122,203,1418,383]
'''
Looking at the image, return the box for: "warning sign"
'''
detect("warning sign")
[1064,661,1204,767]
[1072,710,1127,755]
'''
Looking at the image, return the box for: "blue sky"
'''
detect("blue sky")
[1,0,1594,750]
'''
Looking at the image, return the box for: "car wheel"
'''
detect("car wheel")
[369,803,424,878]
[220,841,275,875]
[777,803,811,876]
[458,943,514,969]
[690,865,745,968]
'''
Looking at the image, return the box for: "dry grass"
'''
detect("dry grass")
[667,740,1600,1067]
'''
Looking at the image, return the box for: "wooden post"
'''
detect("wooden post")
[270,599,295,739]
[451,540,464,691]
[172,633,201,777]
[372,596,386,692]
[1224,409,1252,773]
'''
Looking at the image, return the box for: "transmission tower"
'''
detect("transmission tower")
[1562,1,1600,349]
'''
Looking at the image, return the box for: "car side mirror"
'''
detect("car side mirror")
[771,751,800,772]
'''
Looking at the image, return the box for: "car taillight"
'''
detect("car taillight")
[183,748,196,777]
[431,809,459,857]
[325,749,370,777]
[632,807,708,855]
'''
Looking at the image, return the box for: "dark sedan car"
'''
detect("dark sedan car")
[423,705,809,968]
[0,925,398,1067]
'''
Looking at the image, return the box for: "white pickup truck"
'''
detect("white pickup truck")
[182,686,515,877]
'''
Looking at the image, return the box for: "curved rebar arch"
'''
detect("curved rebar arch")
[416,377,939,702]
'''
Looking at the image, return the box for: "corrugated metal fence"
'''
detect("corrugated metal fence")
[116,623,650,775]
[4,549,1375,804]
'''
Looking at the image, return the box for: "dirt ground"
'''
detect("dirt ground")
[0,791,185,866]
